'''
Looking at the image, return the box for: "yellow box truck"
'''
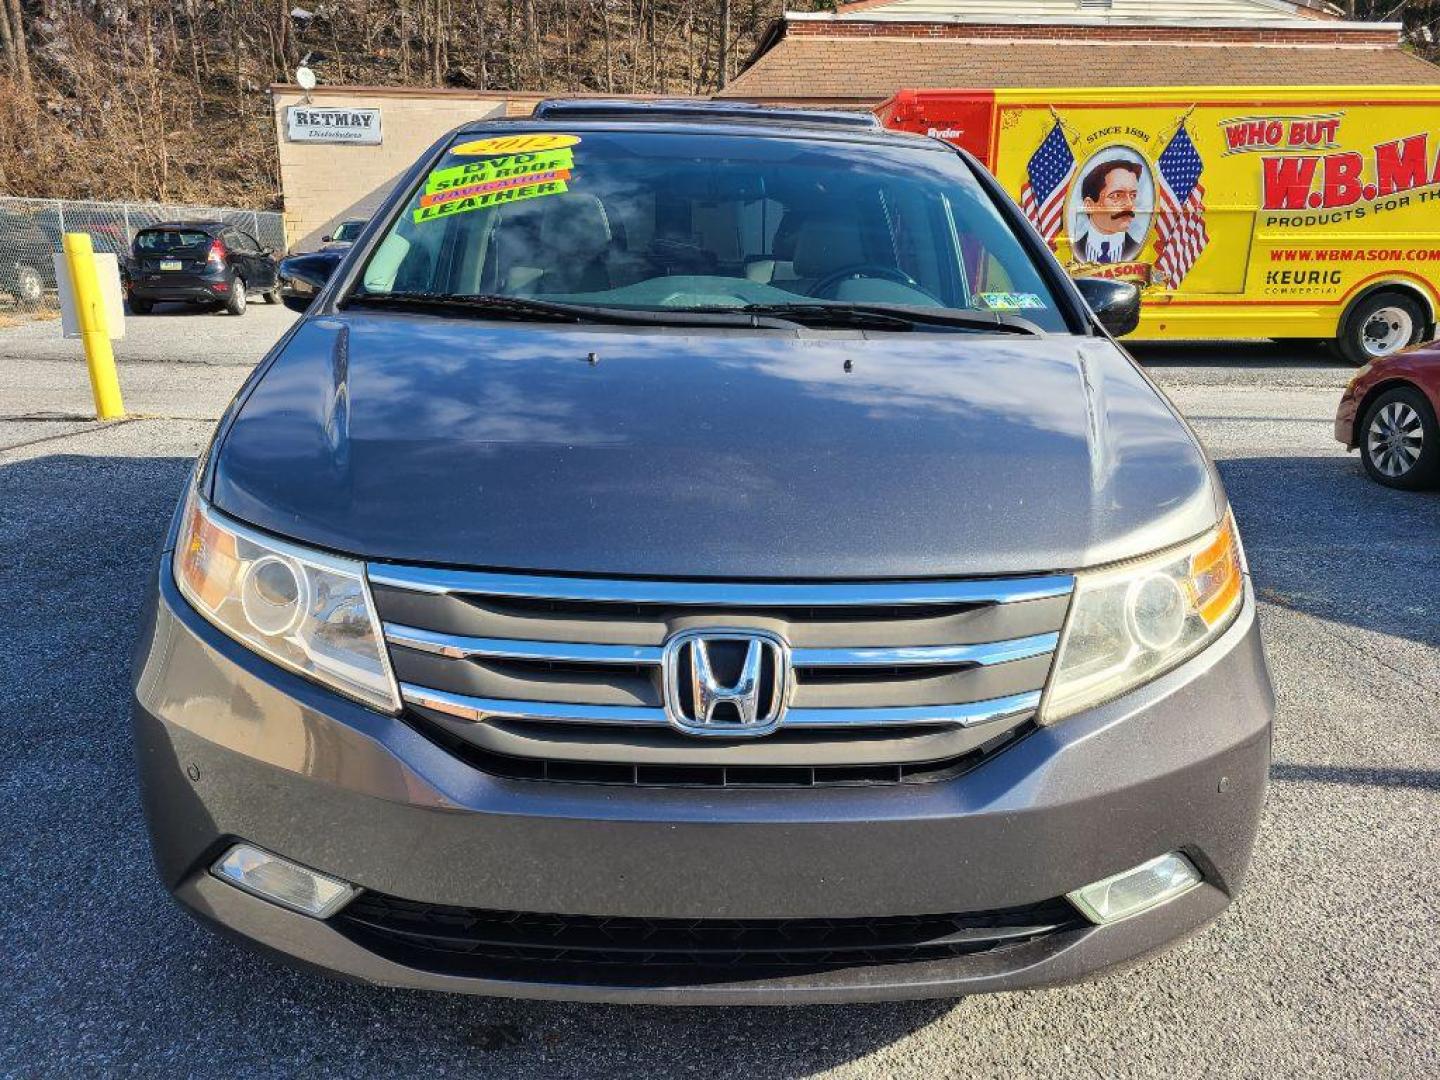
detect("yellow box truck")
[878,86,1440,363]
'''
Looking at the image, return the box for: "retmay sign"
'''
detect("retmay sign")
[286,106,382,145]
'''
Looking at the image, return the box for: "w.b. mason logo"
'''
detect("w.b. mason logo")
[661,629,791,737]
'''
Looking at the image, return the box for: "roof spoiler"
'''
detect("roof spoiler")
[531,98,883,131]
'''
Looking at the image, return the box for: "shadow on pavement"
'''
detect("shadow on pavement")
[131,302,227,317]
[0,451,954,1075]
[1217,454,1440,649]
[1269,763,1440,790]
[6,443,1436,1073]
[1129,339,1346,370]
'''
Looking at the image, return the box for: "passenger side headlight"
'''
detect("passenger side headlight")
[1042,512,1245,723]
[173,489,400,712]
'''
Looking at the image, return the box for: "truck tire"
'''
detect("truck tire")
[128,298,153,315]
[1359,385,1440,490]
[1337,291,1424,367]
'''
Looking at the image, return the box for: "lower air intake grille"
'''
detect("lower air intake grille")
[410,713,1034,788]
[335,893,1086,985]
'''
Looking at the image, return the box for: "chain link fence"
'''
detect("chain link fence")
[0,197,286,310]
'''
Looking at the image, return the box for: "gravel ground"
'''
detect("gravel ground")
[1,315,1437,1078]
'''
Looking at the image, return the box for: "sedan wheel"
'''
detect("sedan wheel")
[225,276,248,316]
[15,264,44,304]
[1360,387,1439,490]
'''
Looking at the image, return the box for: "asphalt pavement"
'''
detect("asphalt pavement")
[1,308,1437,1078]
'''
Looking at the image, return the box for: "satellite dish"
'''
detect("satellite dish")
[295,65,317,92]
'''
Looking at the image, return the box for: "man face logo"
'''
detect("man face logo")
[1082,161,1142,237]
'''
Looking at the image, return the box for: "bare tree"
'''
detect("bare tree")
[718,0,730,88]
[0,2,15,78]
[5,0,30,91]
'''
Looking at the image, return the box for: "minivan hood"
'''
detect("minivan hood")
[211,312,1222,578]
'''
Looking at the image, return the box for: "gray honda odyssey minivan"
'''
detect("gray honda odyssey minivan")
[132,100,1272,1004]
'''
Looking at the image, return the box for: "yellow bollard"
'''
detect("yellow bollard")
[62,232,125,420]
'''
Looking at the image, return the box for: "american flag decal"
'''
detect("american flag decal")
[1020,119,1075,250]
[1154,124,1209,287]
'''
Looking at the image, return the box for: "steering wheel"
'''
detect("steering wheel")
[807,263,940,303]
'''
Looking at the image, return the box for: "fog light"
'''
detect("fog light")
[212,844,359,918]
[1067,852,1202,925]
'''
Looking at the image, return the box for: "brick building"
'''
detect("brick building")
[717,0,1438,107]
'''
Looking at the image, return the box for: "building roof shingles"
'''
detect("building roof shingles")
[719,36,1440,100]
[833,0,1342,16]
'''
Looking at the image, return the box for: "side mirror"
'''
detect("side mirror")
[1073,277,1141,338]
[321,235,332,243]
[278,251,341,314]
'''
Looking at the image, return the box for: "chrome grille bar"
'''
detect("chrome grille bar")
[402,684,1042,730]
[385,623,1059,670]
[369,566,1074,607]
[402,685,665,726]
[386,625,664,664]
[791,634,1058,668]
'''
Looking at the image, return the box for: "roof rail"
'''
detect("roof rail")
[530,98,882,131]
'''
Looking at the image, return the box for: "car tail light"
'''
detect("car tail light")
[207,239,227,269]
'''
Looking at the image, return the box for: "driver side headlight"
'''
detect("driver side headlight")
[173,489,400,712]
[1042,512,1246,723]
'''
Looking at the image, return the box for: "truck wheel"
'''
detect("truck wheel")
[225,277,248,316]
[1359,385,1439,490]
[128,298,153,315]
[1338,292,1424,367]
[263,289,280,305]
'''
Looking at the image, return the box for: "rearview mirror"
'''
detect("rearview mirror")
[1072,277,1141,338]
[321,235,332,243]
[278,251,341,314]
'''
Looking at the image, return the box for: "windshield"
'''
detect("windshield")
[137,229,210,252]
[353,130,1068,332]
[332,220,365,242]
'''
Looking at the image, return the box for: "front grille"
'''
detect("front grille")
[335,892,1086,986]
[369,566,1073,780]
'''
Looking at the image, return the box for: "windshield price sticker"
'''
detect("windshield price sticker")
[978,292,1046,311]
[413,179,569,223]
[425,149,575,193]
[449,133,581,157]
[415,141,580,224]
[419,170,572,212]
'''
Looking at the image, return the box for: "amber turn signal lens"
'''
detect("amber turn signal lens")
[1191,514,1243,628]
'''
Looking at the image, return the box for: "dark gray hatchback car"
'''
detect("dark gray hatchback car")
[132,101,1273,1004]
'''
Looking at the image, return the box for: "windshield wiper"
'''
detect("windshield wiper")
[729,303,1044,335]
[346,291,801,329]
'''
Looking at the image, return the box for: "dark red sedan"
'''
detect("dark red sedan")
[1336,342,1440,490]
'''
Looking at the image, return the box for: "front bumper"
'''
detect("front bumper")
[133,563,1273,1005]
[1335,383,1361,448]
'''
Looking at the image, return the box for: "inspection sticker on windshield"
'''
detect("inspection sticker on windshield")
[415,140,581,224]
[977,292,1046,311]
